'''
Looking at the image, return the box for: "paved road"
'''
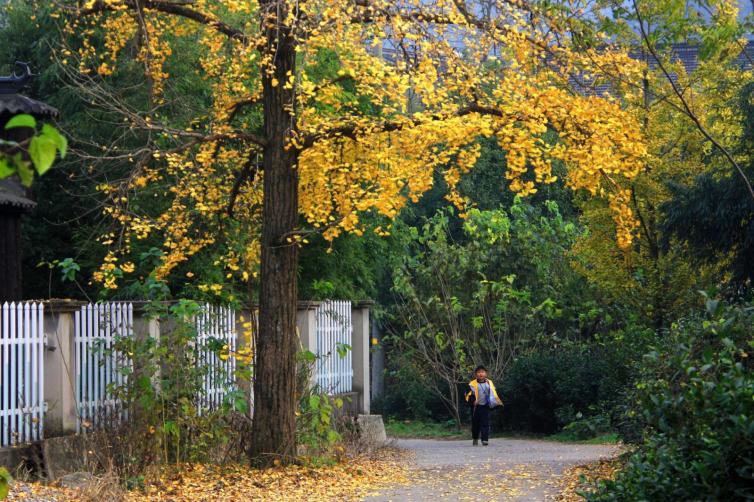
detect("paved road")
[364,438,620,502]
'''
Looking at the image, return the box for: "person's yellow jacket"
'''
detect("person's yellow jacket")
[465,378,502,408]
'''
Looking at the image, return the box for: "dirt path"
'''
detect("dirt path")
[363,438,620,502]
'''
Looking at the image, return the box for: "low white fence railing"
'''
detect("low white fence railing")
[195,304,237,414]
[316,300,353,394]
[0,299,366,445]
[74,302,133,433]
[0,302,45,447]
[74,302,238,428]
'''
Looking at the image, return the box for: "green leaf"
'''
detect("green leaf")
[41,124,67,158]
[0,158,15,179]
[335,342,351,358]
[4,114,36,130]
[309,395,321,410]
[326,429,340,443]
[0,466,11,499]
[29,135,57,175]
[162,420,179,437]
[58,258,81,282]
[16,162,33,187]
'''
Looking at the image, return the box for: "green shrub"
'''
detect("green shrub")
[295,350,343,465]
[100,298,252,476]
[499,348,629,434]
[589,300,754,500]
[559,408,613,440]
[372,349,451,421]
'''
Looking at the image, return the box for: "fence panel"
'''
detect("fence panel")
[74,303,133,433]
[195,304,237,414]
[0,302,45,447]
[315,300,353,394]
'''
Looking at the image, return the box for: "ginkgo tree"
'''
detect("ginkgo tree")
[55,0,646,464]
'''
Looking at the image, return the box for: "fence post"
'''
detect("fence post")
[297,301,319,387]
[235,306,256,413]
[351,301,373,414]
[371,321,385,400]
[132,303,161,393]
[43,300,85,437]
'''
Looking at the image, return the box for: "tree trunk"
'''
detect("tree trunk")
[248,2,299,466]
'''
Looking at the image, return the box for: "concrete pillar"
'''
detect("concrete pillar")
[351,302,372,414]
[296,302,319,388]
[296,302,318,355]
[236,307,256,413]
[43,300,85,437]
[370,321,384,400]
[131,307,161,392]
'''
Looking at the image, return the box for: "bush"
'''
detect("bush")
[97,299,252,478]
[498,348,630,435]
[372,354,450,422]
[589,300,754,500]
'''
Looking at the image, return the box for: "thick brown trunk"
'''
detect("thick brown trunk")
[248,1,299,466]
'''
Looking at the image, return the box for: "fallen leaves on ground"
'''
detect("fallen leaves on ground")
[5,449,410,502]
[6,480,79,501]
[132,455,409,501]
[366,463,551,501]
[557,457,624,501]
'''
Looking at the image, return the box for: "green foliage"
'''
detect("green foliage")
[295,350,343,465]
[0,114,66,186]
[57,258,81,282]
[0,467,10,500]
[387,197,599,426]
[590,300,754,501]
[660,82,754,288]
[499,349,629,435]
[93,277,251,475]
[662,169,754,288]
[372,353,450,422]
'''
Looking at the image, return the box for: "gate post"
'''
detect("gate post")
[351,301,373,414]
[297,301,319,387]
[43,300,85,436]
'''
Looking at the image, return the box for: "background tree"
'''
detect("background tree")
[571,0,748,328]
[390,198,588,427]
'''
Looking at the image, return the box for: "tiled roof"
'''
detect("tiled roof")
[0,178,35,210]
[0,93,58,118]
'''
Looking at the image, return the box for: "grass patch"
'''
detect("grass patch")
[547,431,621,444]
[384,419,466,439]
[384,419,621,444]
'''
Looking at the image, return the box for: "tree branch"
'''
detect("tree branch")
[227,152,262,219]
[299,104,505,149]
[75,0,248,43]
[632,0,754,201]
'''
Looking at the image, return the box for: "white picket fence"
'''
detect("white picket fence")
[315,300,353,394]
[195,305,237,414]
[0,302,45,447]
[1,299,356,444]
[74,303,133,433]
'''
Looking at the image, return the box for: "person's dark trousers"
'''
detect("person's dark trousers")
[471,405,491,441]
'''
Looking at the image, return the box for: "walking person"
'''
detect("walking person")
[465,365,502,446]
